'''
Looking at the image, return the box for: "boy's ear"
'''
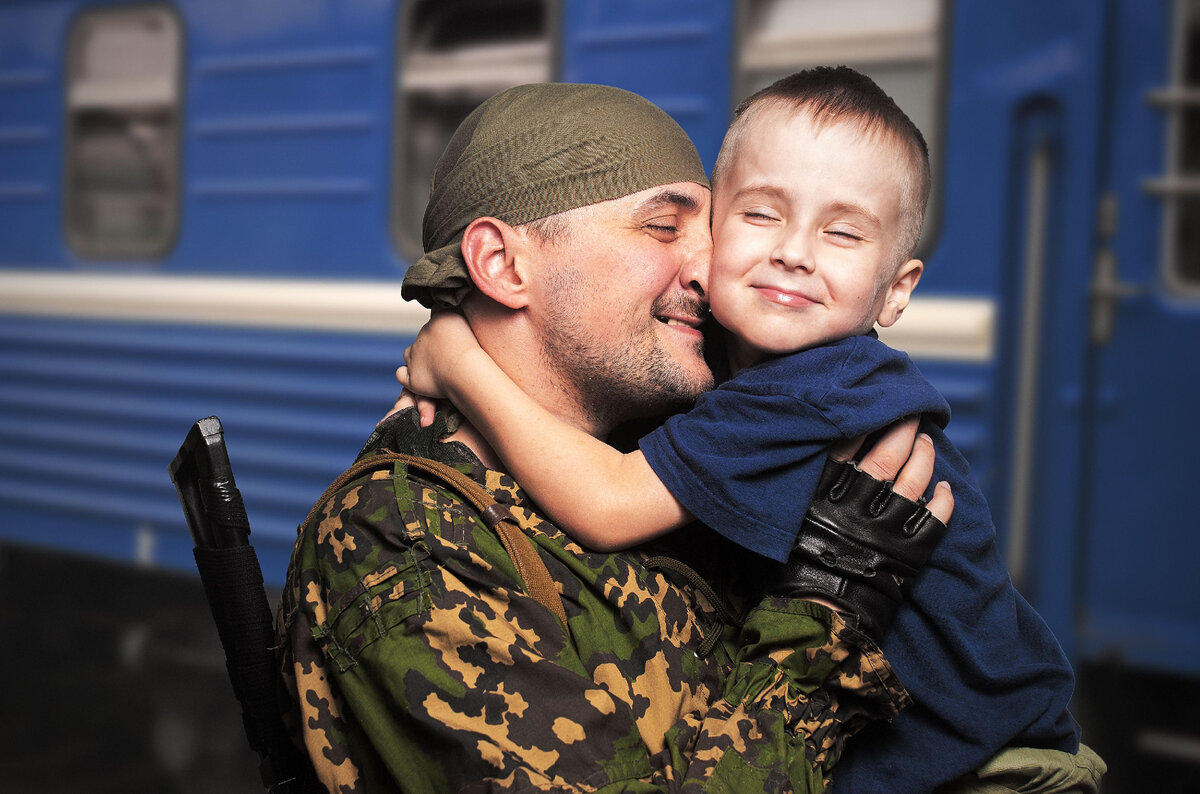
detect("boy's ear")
[877,259,923,328]
[461,217,531,310]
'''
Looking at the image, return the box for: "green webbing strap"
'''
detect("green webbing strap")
[302,452,569,630]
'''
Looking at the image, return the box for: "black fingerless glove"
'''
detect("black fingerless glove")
[769,458,947,640]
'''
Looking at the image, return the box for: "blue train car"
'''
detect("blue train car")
[1,0,1197,789]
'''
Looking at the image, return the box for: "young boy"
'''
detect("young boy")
[399,68,1081,792]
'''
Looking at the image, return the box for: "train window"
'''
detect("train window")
[393,0,557,261]
[734,0,946,255]
[64,5,181,260]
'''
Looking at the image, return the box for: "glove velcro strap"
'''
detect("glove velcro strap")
[779,559,897,637]
[793,519,913,599]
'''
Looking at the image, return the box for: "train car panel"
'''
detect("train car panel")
[0,4,71,267]
[180,1,396,275]
[0,313,405,573]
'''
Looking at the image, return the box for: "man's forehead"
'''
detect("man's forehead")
[604,181,711,215]
[635,187,705,213]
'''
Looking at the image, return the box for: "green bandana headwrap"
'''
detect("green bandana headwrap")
[401,83,709,309]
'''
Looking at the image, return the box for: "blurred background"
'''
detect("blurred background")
[1,0,1198,790]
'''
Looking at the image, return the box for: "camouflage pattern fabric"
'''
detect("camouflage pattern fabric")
[276,411,910,792]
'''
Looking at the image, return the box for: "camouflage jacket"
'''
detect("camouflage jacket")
[276,411,910,792]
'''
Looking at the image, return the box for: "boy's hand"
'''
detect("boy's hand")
[397,310,481,401]
[831,416,953,524]
[380,387,439,427]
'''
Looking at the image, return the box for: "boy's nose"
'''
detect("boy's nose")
[772,232,812,271]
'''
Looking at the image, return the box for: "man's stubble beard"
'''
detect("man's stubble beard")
[541,289,714,433]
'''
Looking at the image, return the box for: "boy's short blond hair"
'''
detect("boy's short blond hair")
[714,66,931,267]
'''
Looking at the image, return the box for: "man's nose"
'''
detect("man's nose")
[680,233,713,297]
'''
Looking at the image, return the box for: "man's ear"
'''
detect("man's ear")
[877,259,923,328]
[461,217,530,309]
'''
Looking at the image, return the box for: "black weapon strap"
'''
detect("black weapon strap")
[193,546,313,792]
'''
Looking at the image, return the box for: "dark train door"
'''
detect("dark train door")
[1070,1,1200,785]
[1078,0,1200,678]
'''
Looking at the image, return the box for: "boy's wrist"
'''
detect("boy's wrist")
[443,344,493,404]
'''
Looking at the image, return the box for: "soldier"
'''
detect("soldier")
[277,83,956,792]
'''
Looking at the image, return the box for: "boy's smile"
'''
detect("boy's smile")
[753,284,820,308]
[704,105,922,372]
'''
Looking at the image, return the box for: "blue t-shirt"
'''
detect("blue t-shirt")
[639,334,1079,793]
